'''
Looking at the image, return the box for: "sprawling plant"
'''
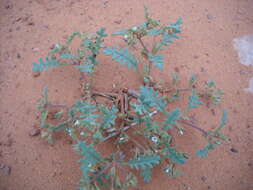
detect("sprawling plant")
[33,7,227,190]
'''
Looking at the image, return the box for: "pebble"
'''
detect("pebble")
[32,72,41,78]
[29,128,41,137]
[207,14,215,20]
[114,20,121,24]
[0,164,11,176]
[230,148,239,153]
[17,53,21,59]
[201,176,207,182]
[32,47,40,52]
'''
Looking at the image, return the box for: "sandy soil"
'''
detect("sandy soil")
[0,0,253,190]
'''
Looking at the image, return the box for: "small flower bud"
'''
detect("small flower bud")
[151,136,159,143]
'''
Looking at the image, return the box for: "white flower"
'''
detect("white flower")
[151,136,159,143]
[74,120,80,126]
[88,164,92,167]
[131,26,138,31]
[124,34,128,39]
[119,137,125,141]
[80,131,85,136]
[165,168,170,173]
[179,130,184,135]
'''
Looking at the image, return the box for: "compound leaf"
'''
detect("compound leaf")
[77,141,103,179]
[32,57,63,72]
[103,47,139,72]
[148,54,165,70]
[163,108,181,130]
[139,86,166,112]
[128,155,160,170]
[70,100,99,127]
[188,90,203,110]
[140,168,152,182]
[100,105,118,129]
[164,147,188,165]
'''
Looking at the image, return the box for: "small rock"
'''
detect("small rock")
[17,53,21,59]
[201,176,207,182]
[16,26,21,31]
[28,22,35,26]
[3,166,11,176]
[32,47,40,52]
[230,148,239,153]
[207,14,214,20]
[211,109,215,116]
[0,164,11,176]
[32,72,41,78]
[114,20,121,24]
[193,55,199,59]
[5,4,13,9]
[29,128,41,137]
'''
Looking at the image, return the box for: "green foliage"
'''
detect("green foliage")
[103,47,139,72]
[188,89,203,110]
[71,100,99,127]
[32,57,63,72]
[128,155,160,170]
[163,147,188,165]
[33,6,228,190]
[140,168,152,182]
[100,105,118,129]
[136,86,166,113]
[148,54,165,70]
[197,110,228,158]
[76,141,103,180]
[163,108,181,130]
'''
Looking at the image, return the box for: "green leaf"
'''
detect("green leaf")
[60,53,75,59]
[206,80,216,88]
[189,74,197,87]
[172,72,180,85]
[70,100,99,127]
[163,108,181,130]
[75,62,94,73]
[167,17,183,33]
[219,110,228,130]
[103,47,139,72]
[188,90,203,109]
[96,28,107,37]
[196,148,209,158]
[32,57,63,72]
[112,29,128,36]
[148,54,164,70]
[100,105,118,129]
[147,29,163,36]
[131,102,147,115]
[77,141,103,179]
[128,155,160,170]
[164,147,188,165]
[140,168,152,182]
[37,86,49,110]
[139,86,166,112]
[54,110,64,119]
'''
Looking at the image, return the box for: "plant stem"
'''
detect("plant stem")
[178,119,208,136]
[137,37,153,80]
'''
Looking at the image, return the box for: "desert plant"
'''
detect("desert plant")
[33,6,228,190]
